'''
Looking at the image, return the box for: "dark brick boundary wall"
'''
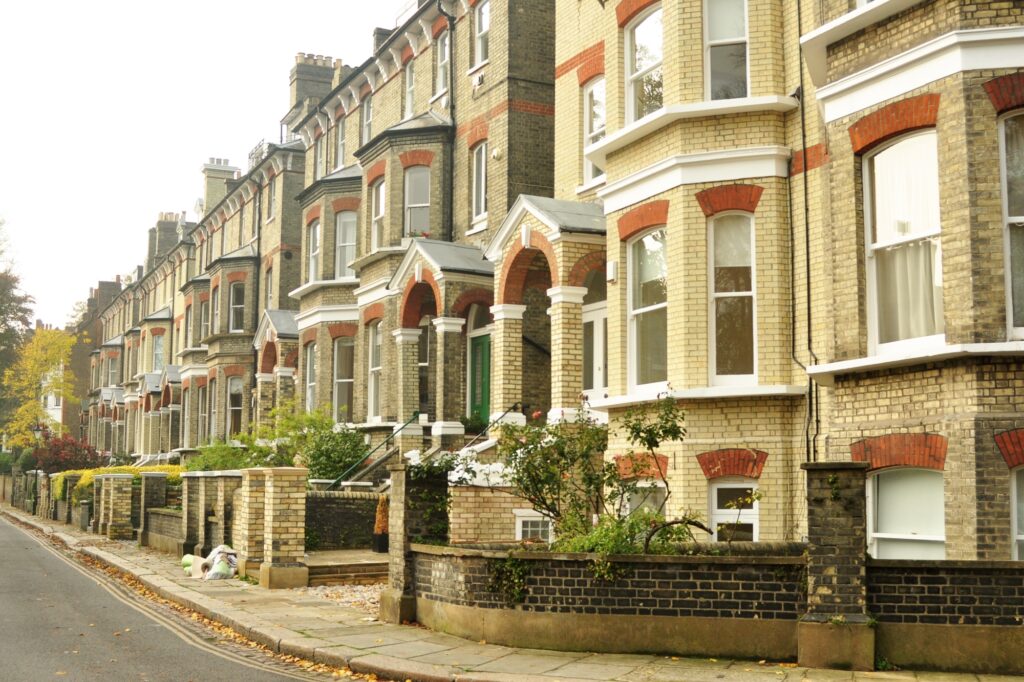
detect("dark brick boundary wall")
[306,491,380,550]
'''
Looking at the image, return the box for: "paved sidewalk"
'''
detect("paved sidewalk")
[2,506,1003,682]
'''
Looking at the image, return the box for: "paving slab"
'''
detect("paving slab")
[473,653,587,675]
[415,643,518,668]
[368,639,460,659]
[545,662,641,680]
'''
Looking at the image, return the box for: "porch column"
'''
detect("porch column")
[393,329,424,454]
[489,304,527,426]
[125,404,137,455]
[547,286,589,422]
[255,373,275,431]
[432,317,466,450]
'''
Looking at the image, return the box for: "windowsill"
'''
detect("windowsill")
[465,220,488,236]
[807,340,1024,387]
[349,246,406,273]
[288,277,361,300]
[576,176,606,195]
[585,95,799,169]
[589,384,807,410]
[265,216,275,224]
[430,90,448,104]
[467,60,489,76]
[800,0,929,86]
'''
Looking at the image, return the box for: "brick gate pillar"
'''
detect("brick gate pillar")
[431,317,466,450]
[37,471,50,519]
[798,462,874,671]
[234,468,266,577]
[488,304,527,427]
[91,475,104,533]
[193,473,219,557]
[380,463,416,623]
[62,474,82,524]
[180,472,200,556]
[254,374,275,431]
[546,286,588,423]
[168,405,181,451]
[259,467,308,589]
[212,472,243,547]
[106,474,135,540]
[138,472,168,547]
[393,329,425,453]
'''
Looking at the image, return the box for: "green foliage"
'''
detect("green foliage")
[300,417,367,480]
[186,442,253,472]
[15,449,36,471]
[305,526,321,552]
[56,465,183,504]
[0,451,13,474]
[459,412,488,435]
[488,557,529,605]
[407,452,468,543]
[553,509,699,556]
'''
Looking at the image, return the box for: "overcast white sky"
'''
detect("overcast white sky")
[0,0,413,326]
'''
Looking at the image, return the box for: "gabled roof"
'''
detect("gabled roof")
[142,307,171,323]
[322,164,363,181]
[484,196,606,262]
[161,365,181,385]
[143,373,162,394]
[385,110,452,133]
[388,239,493,291]
[215,244,258,262]
[254,309,299,349]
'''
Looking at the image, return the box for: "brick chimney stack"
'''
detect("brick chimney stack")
[200,158,238,217]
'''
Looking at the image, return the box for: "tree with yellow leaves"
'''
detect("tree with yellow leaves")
[2,327,77,449]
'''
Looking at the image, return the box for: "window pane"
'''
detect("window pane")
[635,67,663,119]
[716,297,753,375]
[1006,115,1024,217]
[632,10,662,73]
[583,320,594,390]
[335,339,354,380]
[710,44,747,100]
[714,215,751,292]
[716,486,754,510]
[1016,468,1024,532]
[635,306,667,385]
[708,0,745,41]
[632,231,667,308]
[871,134,940,244]
[716,522,754,541]
[875,239,944,343]
[876,469,944,536]
[1011,226,1024,327]
[335,382,353,422]
[407,168,430,204]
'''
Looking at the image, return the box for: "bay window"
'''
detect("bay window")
[200,299,210,341]
[711,213,755,383]
[629,229,668,389]
[1001,114,1024,335]
[304,343,317,412]
[182,389,191,449]
[867,468,945,559]
[227,376,243,436]
[405,167,431,237]
[208,378,217,441]
[307,219,320,283]
[212,286,221,334]
[333,337,354,423]
[865,131,944,352]
[152,334,164,372]
[583,77,606,183]
[229,282,245,332]
[371,180,386,250]
[335,211,357,278]
[197,384,208,445]
[626,6,663,122]
[706,0,748,99]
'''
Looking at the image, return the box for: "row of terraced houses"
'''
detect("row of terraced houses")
[69,0,1024,562]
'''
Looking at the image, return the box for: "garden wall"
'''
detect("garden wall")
[448,486,534,544]
[145,508,183,555]
[305,491,379,550]
[410,544,805,660]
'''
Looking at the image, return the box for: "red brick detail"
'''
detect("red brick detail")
[451,288,493,319]
[184,295,193,307]
[399,150,435,168]
[259,342,277,374]
[334,103,346,120]
[400,271,442,329]
[568,250,607,287]
[697,449,769,480]
[850,433,948,471]
[791,143,830,176]
[328,323,358,339]
[198,292,210,303]
[466,122,489,149]
[617,200,669,241]
[848,94,941,154]
[149,327,166,337]
[313,126,324,141]
[994,429,1024,469]
[301,328,318,346]
[332,197,361,213]
[615,452,669,479]
[577,54,605,86]
[193,376,207,389]
[105,351,120,359]
[182,378,191,390]
[305,205,322,225]
[616,0,659,27]
[363,302,385,324]
[432,15,447,38]
[223,365,245,378]
[983,72,1024,115]
[160,386,172,408]
[401,44,414,66]
[695,184,764,217]
[509,100,555,116]
[207,367,218,379]
[210,275,221,289]
[555,41,605,82]
[283,350,298,369]
[226,271,248,283]
[366,160,387,186]
[457,101,554,141]
[498,231,559,305]
[359,82,372,100]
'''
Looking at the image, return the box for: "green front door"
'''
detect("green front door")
[469,334,491,421]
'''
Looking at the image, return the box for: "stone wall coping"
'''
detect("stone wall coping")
[106,474,135,480]
[49,472,60,479]
[181,470,242,478]
[262,467,310,474]
[140,472,170,478]
[801,461,870,471]
[868,559,1024,570]
[148,507,184,517]
[307,490,382,500]
[411,543,807,565]
[309,479,335,484]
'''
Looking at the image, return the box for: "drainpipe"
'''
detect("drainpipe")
[437,0,456,242]
[252,172,265,424]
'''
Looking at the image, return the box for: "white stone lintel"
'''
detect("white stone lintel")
[490,304,526,321]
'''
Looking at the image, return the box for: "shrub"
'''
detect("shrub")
[374,495,389,534]
[33,434,105,473]
[302,423,367,480]
[186,442,252,472]
[16,449,37,472]
[60,465,183,504]
[0,451,13,474]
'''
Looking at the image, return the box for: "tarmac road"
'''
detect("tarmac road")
[0,516,321,682]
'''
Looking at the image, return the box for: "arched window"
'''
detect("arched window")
[582,269,607,395]
[867,468,945,559]
[626,5,663,122]
[711,213,755,384]
[404,167,431,238]
[1001,113,1024,336]
[710,478,758,541]
[629,229,668,389]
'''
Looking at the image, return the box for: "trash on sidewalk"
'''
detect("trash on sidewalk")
[183,545,238,580]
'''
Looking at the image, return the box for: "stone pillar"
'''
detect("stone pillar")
[37,471,50,519]
[212,472,243,547]
[125,403,138,456]
[274,368,296,421]
[393,329,424,454]
[234,468,266,577]
[193,474,219,557]
[488,305,527,427]
[62,474,82,524]
[106,474,134,540]
[91,475,104,534]
[255,374,275,431]
[48,473,60,520]
[380,463,415,623]
[168,405,181,451]
[180,472,201,556]
[158,408,170,453]
[798,462,874,671]
[259,467,309,589]
[138,472,168,547]
[432,317,466,450]
[546,286,588,422]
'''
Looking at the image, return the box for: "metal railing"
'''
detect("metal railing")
[327,411,419,490]
[461,402,521,452]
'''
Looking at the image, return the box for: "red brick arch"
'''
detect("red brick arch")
[259,341,278,374]
[568,251,606,288]
[400,270,441,329]
[497,231,559,305]
[399,150,435,168]
[850,433,947,471]
[616,0,659,27]
[994,429,1024,469]
[304,205,322,225]
[328,323,358,339]
[451,288,493,319]
[283,349,298,369]
[697,449,769,480]
[983,72,1024,115]
[617,200,669,242]
[848,93,941,154]
[301,328,318,346]
[362,302,385,324]
[695,184,764,217]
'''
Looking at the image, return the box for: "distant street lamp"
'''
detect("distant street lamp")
[30,423,46,445]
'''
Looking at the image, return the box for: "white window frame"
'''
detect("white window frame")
[583,77,607,184]
[1000,112,1024,340]
[472,142,488,224]
[627,228,669,395]
[1013,467,1024,560]
[513,509,552,542]
[335,120,346,170]
[265,268,273,310]
[307,220,321,283]
[361,95,373,146]
[212,286,221,334]
[333,337,354,424]
[582,300,607,400]
[866,468,946,559]
[314,135,325,181]
[107,356,118,386]
[267,177,276,220]
[152,334,164,372]
[304,342,317,413]
[371,180,386,251]
[229,282,245,333]
[704,0,749,101]
[435,30,450,96]
[625,5,663,124]
[864,130,944,356]
[335,211,357,279]
[208,378,218,441]
[368,321,382,421]
[197,384,208,445]
[200,299,210,341]
[474,0,490,67]
[183,305,193,347]
[623,478,667,515]
[182,388,191,449]
[227,376,243,437]
[709,212,757,386]
[404,166,431,238]
[709,478,759,541]
[404,60,415,120]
